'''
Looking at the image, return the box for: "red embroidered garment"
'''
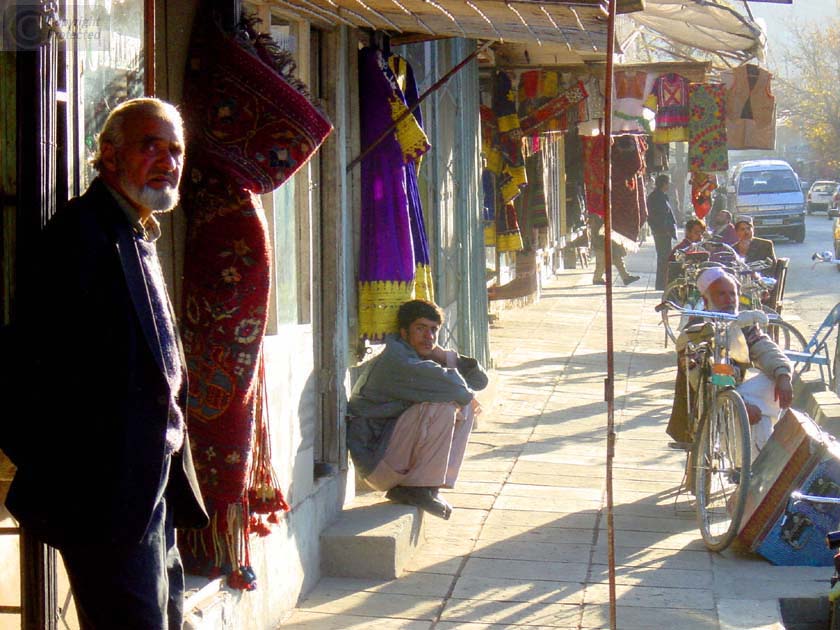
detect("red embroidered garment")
[179,13,332,590]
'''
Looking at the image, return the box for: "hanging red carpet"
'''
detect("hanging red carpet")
[178,11,332,590]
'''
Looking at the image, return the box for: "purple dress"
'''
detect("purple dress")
[358,47,433,340]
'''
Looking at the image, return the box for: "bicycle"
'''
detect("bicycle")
[783,252,840,397]
[656,301,769,551]
[659,238,805,351]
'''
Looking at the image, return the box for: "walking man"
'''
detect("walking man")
[2,98,208,628]
[647,174,677,290]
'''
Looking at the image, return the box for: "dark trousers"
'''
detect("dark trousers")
[59,461,184,629]
[653,232,674,291]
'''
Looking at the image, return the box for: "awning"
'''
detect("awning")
[271,0,613,49]
[624,0,765,62]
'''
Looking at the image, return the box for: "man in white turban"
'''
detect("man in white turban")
[667,267,793,461]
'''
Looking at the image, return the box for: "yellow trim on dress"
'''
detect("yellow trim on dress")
[652,126,688,143]
[497,231,523,253]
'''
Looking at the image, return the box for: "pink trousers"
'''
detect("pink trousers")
[364,401,475,491]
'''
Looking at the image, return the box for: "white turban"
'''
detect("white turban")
[696,267,736,296]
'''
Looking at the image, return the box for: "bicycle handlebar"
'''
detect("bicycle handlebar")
[812,251,840,265]
[655,301,769,327]
[791,490,840,505]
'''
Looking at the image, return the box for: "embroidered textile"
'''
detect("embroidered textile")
[497,202,524,252]
[179,13,331,589]
[492,70,527,203]
[613,70,652,133]
[582,134,647,249]
[519,81,588,136]
[725,65,776,150]
[690,172,717,219]
[646,73,689,143]
[689,83,729,173]
[515,152,549,248]
[357,47,434,340]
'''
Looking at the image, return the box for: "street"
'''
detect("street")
[773,214,839,338]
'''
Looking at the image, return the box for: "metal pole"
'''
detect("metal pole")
[602,1,618,629]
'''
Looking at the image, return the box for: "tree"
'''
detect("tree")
[777,20,840,174]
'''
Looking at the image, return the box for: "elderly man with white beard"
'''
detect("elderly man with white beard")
[2,98,208,629]
[666,267,793,462]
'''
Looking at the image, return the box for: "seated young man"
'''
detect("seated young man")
[734,215,776,264]
[666,267,793,462]
[347,299,489,519]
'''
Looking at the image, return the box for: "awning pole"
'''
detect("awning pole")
[602,1,618,629]
[346,39,492,173]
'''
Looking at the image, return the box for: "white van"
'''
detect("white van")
[726,159,806,242]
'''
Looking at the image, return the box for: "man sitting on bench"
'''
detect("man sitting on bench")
[347,299,489,519]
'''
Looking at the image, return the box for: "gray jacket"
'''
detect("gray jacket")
[347,336,488,475]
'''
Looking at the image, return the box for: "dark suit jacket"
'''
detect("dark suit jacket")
[739,237,776,264]
[3,179,208,546]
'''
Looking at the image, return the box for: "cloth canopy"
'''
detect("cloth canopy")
[626,0,765,62]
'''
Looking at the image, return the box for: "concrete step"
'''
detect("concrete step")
[320,499,426,579]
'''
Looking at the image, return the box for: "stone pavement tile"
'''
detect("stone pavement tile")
[590,544,713,571]
[462,557,589,582]
[482,508,599,530]
[447,480,504,495]
[315,574,453,598]
[436,623,567,630]
[468,432,531,448]
[602,513,694,534]
[711,555,827,599]
[452,574,585,604]
[610,465,685,483]
[511,460,605,478]
[470,539,593,563]
[611,478,682,495]
[584,582,715,609]
[440,492,496,511]
[403,552,464,575]
[580,603,718,629]
[460,459,515,473]
[296,588,441,620]
[716,598,784,630]
[279,611,433,629]
[507,471,605,489]
[499,483,603,502]
[607,529,705,552]
[493,493,602,513]
[440,598,581,627]
[589,564,713,589]
[477,524,595,546]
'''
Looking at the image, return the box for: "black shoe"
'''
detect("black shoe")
[623,275,640,286]
[385,486,452,520]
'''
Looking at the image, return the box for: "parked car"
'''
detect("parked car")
[726,159,806,242]
[807,180,839,214]
[829,185,840,219]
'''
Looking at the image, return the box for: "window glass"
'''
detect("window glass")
[71,0,145,191]
[273,178,299,325]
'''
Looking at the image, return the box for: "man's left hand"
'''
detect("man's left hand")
[774,373,793,409]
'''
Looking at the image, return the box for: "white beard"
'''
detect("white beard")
[120,176,180,212]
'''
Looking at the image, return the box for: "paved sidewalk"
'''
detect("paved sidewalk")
[282,242,827,629]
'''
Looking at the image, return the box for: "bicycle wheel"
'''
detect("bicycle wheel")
[765,317,807,352]
[661,280,702,344]
[694,389,751,552]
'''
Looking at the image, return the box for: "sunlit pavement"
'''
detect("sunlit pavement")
[282,241,826,630]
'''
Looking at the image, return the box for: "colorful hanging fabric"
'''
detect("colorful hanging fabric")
[725,64,776,150]
[688,83,729,173]
[357,47,433,341]
[515,152,549,249]
[582,134,646,249]
[578,75,605,136]
[519,81,588,136]
[482,169,497,246]
[612,70,651,133]
[179,12,332,589]
[645,73,689,143]
[690,172,717,219]
[496,202,524,253]
[492,70,527,203]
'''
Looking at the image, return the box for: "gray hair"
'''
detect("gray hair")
[91,98,184,172]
